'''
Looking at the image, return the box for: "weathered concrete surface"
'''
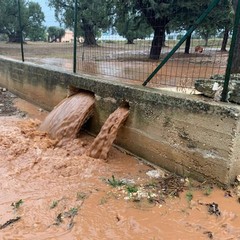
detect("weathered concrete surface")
[195,74,240,104]
[1,57,240,185]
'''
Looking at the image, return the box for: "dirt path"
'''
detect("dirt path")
[0,90,240,239]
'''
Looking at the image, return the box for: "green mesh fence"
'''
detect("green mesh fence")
[0,0,237,93]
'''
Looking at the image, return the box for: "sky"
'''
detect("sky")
[32,0,59,27]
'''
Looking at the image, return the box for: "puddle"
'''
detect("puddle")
[29,56,226,88]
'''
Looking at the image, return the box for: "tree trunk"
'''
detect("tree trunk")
[184,34,192,54]
[50,36,57,43]
[135,0,168,59]
[8,31,22,43]
[127,39,134,44]
[82,20,97,46]
[162,32,166,47]
[150,24,166,60]
[204,35,208,47]
[221,27,229,51]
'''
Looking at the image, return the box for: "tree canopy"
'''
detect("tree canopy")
[48,0,114,45]
[195,0,233,47]
[47,0,235,59]
[0,0,46,42]
[114,1,152,44]
[25,2,46,41]
[47,26,65,42]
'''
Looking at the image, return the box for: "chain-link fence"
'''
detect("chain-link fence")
[0,0,239,99]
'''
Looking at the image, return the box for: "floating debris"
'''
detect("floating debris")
[0,217,21,230]
[224,190,233,198]
[76,192,87,201]
[107,175,124,187]
[50,200,59,209]
[158,174,186,197]
[64,207,78,218]
[203,231,213,239]
[11,199,23,210]
[236,175,240,183]
[207,202,221,216]
[146,169,165,179]
[51,207,79,229]
[53,213,63,226]
[121,178,135,185]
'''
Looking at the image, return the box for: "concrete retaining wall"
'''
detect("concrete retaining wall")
[1,57,240,185]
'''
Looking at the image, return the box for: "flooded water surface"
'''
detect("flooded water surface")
[0,95,240,239]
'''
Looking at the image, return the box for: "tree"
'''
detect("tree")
[0,34,8,41]
[47,26,65,42]
[0,0,22,42]
[170,0,233,53]
[134,0,176,59]
[196,0,233,47]
[114,1,152,44]
[221,27,230,51]
[133,0,209,58]
[170,0,210,54]
[48,0,114,46]
[0,0,45,42]
[25,2,46,41]
[218,1,234,51]
[195,28,217,46]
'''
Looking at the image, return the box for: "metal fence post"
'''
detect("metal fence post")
[73,0,78,73]
[17,0,24,62]
[221,0,240,102]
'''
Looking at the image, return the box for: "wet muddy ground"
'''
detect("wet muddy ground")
[1,90,240,239]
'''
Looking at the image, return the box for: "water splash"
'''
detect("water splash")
[86,106,129,160]
[39,91,95,145]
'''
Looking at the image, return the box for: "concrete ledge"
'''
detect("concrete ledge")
[1,57,240,185]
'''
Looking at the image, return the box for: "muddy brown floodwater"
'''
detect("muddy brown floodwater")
[39,92,95,146]
[0,91,240,240]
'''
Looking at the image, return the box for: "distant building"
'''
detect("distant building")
[62,30,84,43]
[62,30,74,42]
